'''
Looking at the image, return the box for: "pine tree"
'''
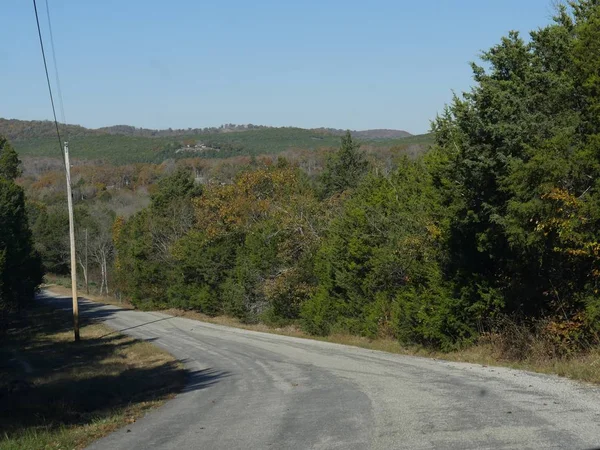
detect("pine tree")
[320,131,369,197]
[0,136,43,322]
[0,136,22,180]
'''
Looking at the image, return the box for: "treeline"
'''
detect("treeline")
[21,143,339,298]
[96,123,271,137]
[11,124,429,165]
[113,2,600,352]
[0,118,271,141]
[111,135,472,349]
[0,137,43,327]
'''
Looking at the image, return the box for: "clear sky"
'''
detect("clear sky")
[3,0,557,134]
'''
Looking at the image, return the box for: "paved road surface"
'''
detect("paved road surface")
[40,291,600,450]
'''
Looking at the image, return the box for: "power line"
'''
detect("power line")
[33,0,80,342]
[32,0,63,156]
[44,0,67,140]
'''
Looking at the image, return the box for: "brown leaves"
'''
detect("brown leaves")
[193,166,303,239]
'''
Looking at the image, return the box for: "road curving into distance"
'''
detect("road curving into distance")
[40,291,600,450]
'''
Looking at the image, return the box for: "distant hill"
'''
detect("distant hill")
[315,128,412,140]
[0,118,271,140]
[0,118,101,140]
[354,129,412,139]
[1,118,429,164]
[1,118,412,141]
[95,123,271,138]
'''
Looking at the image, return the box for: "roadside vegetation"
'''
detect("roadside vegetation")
[0,303,185,450]
[0,136,43,328]
[2,2,600,426]
[0,138,184,450]
[111,1,600,376]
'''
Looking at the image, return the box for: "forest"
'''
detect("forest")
[1,119,430,165]
[3,0,600,360]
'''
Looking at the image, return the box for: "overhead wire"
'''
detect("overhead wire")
[44,0,68,142]
[32,0,64,159]
[33,0,80,343]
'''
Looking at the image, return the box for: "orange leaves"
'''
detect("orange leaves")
[112,216,125,244]
[193,166,301,238]
[31,171,64,190]
[536,186,600,280]
[542,187,579,208]
[425,223,442,240]
[535,187,580,236]
[535,187,579,235]
[543,311,588,356]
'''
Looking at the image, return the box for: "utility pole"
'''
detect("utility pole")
[85,228,89,295]
[64,141,79,341]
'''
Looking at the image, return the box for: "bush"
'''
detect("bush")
[300,289,337,336]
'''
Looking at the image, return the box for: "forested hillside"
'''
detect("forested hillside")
[2,118,427,165]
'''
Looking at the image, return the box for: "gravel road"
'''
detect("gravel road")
[41,291,600,450]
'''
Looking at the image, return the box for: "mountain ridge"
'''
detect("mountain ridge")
[0,118,412,141]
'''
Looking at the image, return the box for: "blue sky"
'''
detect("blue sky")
[3,0,556,134]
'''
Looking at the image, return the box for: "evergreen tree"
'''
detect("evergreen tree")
[151,167,202,213]
[0,136,22,180]
[430,1,600,341]
[0,136,43,323]
[320,131,369,197]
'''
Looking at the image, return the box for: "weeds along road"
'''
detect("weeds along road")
[40,291,600,450]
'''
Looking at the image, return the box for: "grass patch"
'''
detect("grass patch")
[0,303,185,450]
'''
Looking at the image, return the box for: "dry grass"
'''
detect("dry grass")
[156,309,600,384]
[43,277,134,309]
[0,304,185,450]
[45,287,600,386]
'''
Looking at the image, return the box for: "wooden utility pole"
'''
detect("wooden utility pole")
[64,141,79,341]
[85,228,89,294]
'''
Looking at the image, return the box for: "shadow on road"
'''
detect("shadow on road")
[0,293,229,443]
[38,291,185,336]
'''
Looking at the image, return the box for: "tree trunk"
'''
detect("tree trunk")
[85,228,89,294]
[77,257,88,295]
[103,252,109,295]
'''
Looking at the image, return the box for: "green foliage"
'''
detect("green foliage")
[168,231,240,315]
[27,1,600,355]
[430,0,600,348]
[302,159,467,347]
[9,122,429,165]
[0,136,22,180]
[28,203,69,274]
[12,135,178,165]
[151,168,202,211]
[113,209,168,308]
[114,163,324,323]
[320,131,369,197]
[0,136,43,320]
[114,168,204,308]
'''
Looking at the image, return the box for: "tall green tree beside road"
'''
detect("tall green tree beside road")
[114,168,202,307]
[0,136,43,323]
[302,159,460,347]
[430,0,600,342]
